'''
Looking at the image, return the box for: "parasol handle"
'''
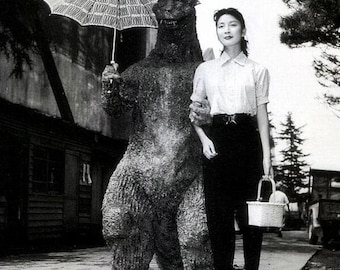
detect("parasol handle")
[109,28,119,83]
[111,28,118,71]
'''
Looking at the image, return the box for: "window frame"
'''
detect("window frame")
[30,144,65,195]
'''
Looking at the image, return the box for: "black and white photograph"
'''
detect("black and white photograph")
[0,0,339,269]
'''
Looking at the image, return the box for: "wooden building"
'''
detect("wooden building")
[0,5,156,253]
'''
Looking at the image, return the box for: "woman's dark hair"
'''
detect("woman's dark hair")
[213,8,248,56]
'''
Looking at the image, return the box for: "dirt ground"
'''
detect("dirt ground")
[1,230,336,270]
[302,246,340,270]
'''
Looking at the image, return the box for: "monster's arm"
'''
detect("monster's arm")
[101,64,138,118]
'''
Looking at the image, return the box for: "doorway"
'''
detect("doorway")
[0,131,27,252]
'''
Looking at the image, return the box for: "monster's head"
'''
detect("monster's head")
[148,0,202,64]
[153,0,199,30]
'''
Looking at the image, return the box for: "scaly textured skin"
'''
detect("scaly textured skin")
[102,1,213,269]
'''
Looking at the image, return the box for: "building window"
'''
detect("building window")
[31,145,64,195]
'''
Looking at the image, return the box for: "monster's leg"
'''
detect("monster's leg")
[177,177,214,270]
[102,166,155,270]
[153,205,184,270]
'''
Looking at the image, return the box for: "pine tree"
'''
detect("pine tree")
[275,112,309,201]
[280,0,339,47]
[279,0,340,108]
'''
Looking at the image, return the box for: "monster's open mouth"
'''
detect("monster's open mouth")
[159,19,178,28]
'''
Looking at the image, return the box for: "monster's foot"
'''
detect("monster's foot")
[103,206,155,270]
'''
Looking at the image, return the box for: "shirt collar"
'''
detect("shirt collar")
[219,51,247,66]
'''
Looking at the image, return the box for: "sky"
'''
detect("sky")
[195,0,340,171]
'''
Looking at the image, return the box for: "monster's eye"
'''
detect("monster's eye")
[157,0,168,7]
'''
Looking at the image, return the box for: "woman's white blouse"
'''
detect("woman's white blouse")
[191,51,270,116]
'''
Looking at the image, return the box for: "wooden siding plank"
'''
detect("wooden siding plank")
[79,218,91,224]
[28,226,63,234]
[27,194,64,241]
[28,208,63,214]
[28,214,63,221]
[28,220,63,227]
[29,233,63,241]
[79,193,91,199]
[29,195,63,202]
[28,204,63,210]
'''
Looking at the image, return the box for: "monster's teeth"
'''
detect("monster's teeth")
[160,19,177,26]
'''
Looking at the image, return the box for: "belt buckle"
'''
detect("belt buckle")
[225,115,237,125]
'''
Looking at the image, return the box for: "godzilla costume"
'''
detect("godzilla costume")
[102,1,213,269]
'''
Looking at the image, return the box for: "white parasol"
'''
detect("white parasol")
[44,0,158,65]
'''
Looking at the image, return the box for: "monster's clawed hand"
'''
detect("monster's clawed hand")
[189,99,212,126]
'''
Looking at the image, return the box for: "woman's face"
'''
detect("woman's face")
[216,14,245,49]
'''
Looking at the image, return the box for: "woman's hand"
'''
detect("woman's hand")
[201,137,218,160]
[262,158,273,179]
[191,120,217,160]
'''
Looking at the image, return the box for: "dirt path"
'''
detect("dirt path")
[0,230,318,270]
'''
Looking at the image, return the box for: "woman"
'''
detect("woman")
[190,8,272,270]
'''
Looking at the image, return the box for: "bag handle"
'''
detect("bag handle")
[256,176,276,202]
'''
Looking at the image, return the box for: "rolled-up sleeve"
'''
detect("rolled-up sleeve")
[255,66,270,106]
[191,64,207,102]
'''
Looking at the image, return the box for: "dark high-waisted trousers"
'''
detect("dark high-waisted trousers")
[203,114,263,270]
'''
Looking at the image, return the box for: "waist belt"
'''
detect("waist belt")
[212,114,255,126]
